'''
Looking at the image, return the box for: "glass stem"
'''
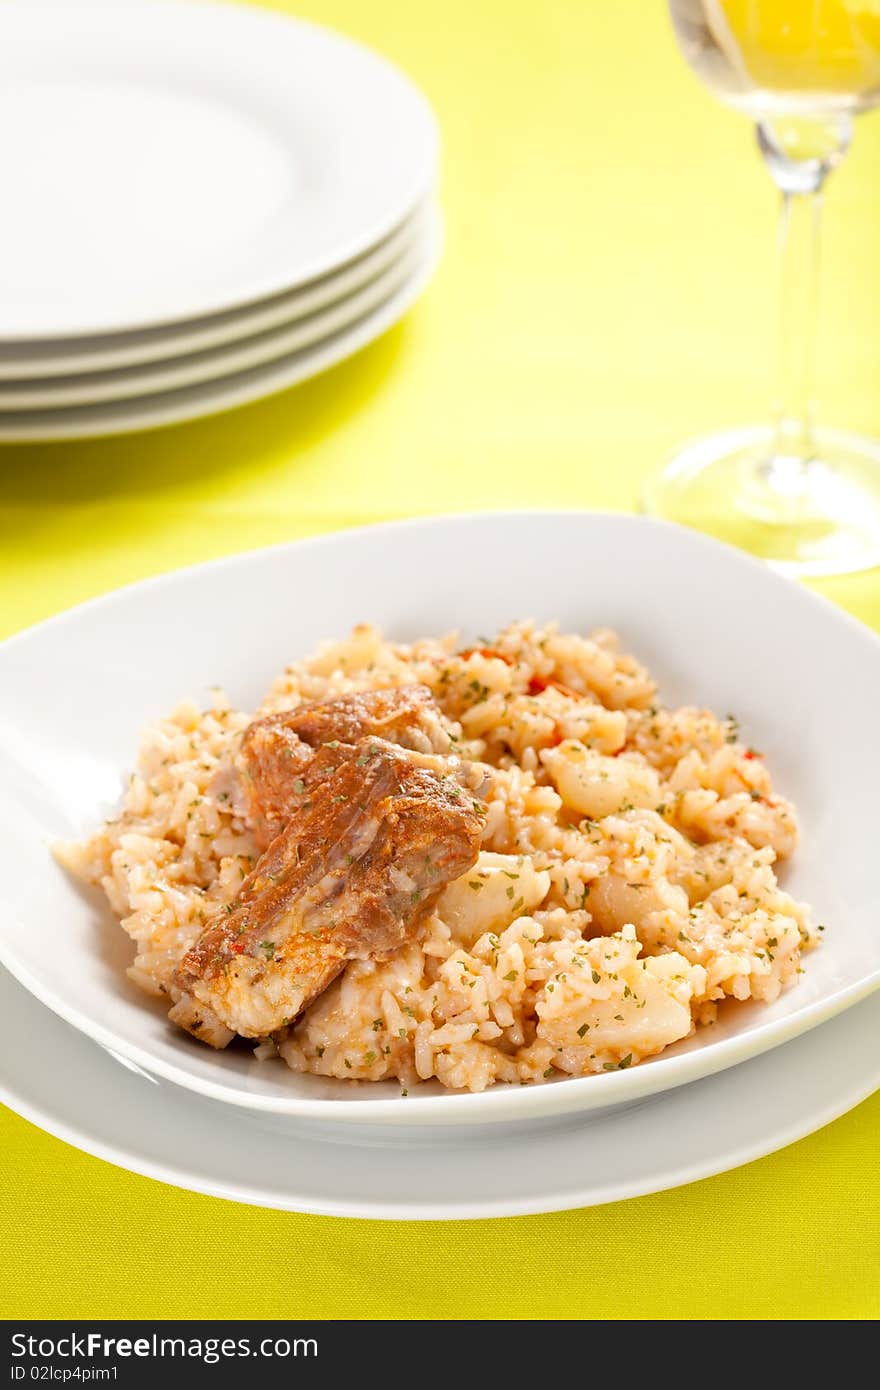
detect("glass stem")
[772,185,820,462]
[755,115,852,484]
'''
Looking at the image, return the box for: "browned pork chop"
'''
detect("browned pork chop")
[238,685,451,848]
[170,737,484,1047]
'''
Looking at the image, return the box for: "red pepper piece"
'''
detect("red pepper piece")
[457,646,514,665]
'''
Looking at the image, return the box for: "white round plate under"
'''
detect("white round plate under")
[1,966,877,1218]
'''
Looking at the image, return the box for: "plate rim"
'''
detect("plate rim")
[0,233,430,409]
[1,511,879,1125]
[0,202,433,380]
[3,506,879,675]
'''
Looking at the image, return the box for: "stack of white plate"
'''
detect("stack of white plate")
[0,1,440,441]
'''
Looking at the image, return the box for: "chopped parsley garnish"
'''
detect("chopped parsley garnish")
[602,1053,633,1072]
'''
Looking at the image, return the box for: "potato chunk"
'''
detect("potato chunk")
[541,740,661,819]
[438,851,551,945]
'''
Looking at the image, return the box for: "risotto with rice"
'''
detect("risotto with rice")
[58,621,817,1092]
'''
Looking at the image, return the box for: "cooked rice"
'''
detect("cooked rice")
[58,621,816,1092]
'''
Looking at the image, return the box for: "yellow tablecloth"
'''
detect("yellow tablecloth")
[2,0,878,1321]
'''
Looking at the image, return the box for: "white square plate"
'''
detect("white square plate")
[1,513,877,1126]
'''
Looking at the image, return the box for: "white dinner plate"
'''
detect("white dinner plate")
[1,964,877,1218]
[0,514,878,1125]
[0,224,440,440]
[0,203,430,381]
[0,226,433,409]
[0,1,437,337]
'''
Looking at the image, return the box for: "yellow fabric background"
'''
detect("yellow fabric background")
[1,0,878,1320]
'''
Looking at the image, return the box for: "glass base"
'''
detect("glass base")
[642,426,880,577]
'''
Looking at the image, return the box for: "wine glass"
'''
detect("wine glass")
[644,1,880,575]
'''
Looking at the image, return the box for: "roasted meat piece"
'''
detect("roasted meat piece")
[170,737,484,1046]
[238,684,451,848]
